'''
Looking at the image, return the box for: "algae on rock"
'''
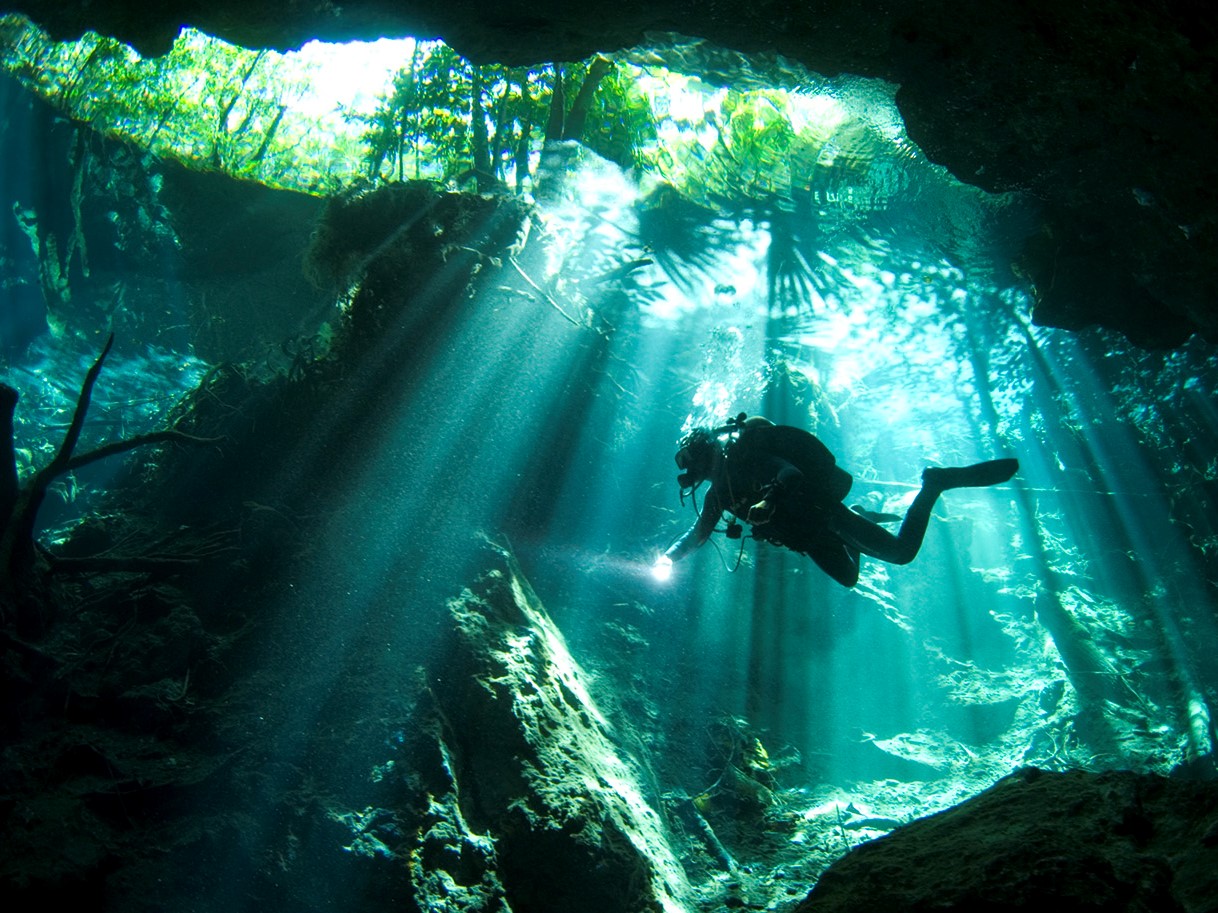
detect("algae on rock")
[420,540,689,913]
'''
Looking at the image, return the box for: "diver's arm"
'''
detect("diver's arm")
[664,486,724,562]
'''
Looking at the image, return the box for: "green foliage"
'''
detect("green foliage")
[352,50,642,193]
[0,17,364,193]
[641,82,873,212]
[0,16,648,198]
[353,43,559,189]
[0,13,883,213]
[581,65,659,173]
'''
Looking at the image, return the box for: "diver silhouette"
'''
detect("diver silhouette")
[657,413,1018,587]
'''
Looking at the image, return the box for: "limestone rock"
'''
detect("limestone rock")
[0,71,329,361]
[419,541,688,913]
[794,767,1218,913]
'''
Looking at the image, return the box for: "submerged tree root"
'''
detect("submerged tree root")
[0,334,221,633]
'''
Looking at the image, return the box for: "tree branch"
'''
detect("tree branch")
[48,332,113,475]
[44,555,208,574]
[2,335,222,624]
[1,384,18,528]
[562,57,614,141]
[63,429,224,474]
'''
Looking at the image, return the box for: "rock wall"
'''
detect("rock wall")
[0,72,329,362]
[795,766,1218,913]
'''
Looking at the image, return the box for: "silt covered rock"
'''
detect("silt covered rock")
[416,541,689,913]
[794,766,1218,913]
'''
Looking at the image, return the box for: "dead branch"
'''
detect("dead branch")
[1,334,224,628]
[46,523,240,576]
[508,256,586,329]
[1,383,17,529]
[44,555,214,575]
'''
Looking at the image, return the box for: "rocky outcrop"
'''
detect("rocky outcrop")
[795,766,1218,913]
[0,71,329,362]
[417,541,689,913]
[0,156,543,912]
[156,163,329,364]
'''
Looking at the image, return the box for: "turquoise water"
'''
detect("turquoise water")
[3,54,1218,911]
[509,146,1218,801]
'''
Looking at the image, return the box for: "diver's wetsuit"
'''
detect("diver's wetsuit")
[665,416,1017,588]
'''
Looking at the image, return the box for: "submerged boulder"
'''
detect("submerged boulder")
[417,540,688,913]
[794,766,1218,913]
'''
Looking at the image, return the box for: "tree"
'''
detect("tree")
[358,49,630,193]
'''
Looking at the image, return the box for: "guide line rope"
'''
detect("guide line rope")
[862,480,1158,496]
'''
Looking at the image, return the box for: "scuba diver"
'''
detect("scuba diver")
[655,413,1018,588]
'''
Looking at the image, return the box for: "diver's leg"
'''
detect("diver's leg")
[829,458,1019,566]
[829,493,936,566]
[804,537,861,588]
[763,510,860,587]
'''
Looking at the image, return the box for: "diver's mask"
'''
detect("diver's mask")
[674,414,748,495]
[674,429,716,490]
[675,441,696,488]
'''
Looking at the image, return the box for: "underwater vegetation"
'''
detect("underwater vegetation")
[1,9,1218,912]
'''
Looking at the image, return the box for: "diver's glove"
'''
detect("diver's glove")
[747,499,774,525]
[746,479,783,526]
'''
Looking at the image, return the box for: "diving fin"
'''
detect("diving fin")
[923,458,1019,491]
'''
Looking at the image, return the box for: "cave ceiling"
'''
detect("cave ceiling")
[8,0,1218,347]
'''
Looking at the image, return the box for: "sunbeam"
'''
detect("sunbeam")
[3,18,1218,912]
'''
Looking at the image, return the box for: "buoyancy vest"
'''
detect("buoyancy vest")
[732,423,852,505]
